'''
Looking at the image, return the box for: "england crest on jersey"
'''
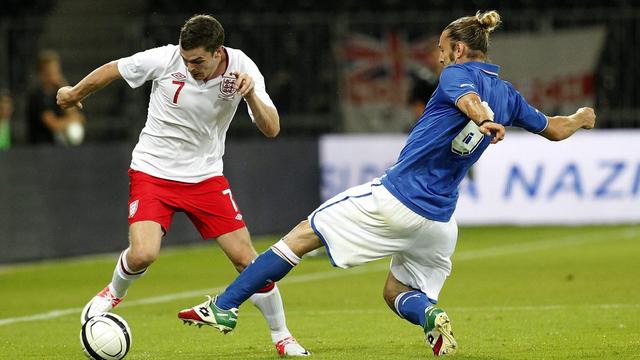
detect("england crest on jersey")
[219,76,237,100]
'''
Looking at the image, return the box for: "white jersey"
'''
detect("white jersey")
[117,45,275,183]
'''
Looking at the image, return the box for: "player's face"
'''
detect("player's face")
[438,31,456,66]
[180,46,223,81]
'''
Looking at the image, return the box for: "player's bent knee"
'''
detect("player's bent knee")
[382,288,401,314]
[382,286,399,307]
[128,247,158,269]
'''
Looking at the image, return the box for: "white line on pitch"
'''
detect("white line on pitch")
[0,228,637,327]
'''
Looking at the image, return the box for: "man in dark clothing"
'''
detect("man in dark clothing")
[27,50,85,145]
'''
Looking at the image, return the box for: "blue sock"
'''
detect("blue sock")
[395,290,435,327]
[216,248,295,310]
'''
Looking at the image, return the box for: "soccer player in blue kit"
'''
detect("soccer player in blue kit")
[178,10,596,356]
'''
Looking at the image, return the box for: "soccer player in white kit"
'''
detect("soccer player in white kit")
[56,14,309,357]
[178,10,597,357]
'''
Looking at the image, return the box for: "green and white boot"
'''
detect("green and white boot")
[178,295,238,334]
[424,306,457,356]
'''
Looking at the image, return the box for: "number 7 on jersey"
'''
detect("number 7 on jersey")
[172,80,185,104]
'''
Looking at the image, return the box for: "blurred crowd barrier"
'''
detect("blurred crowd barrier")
[0,139,319,264]
[0,8,639,143]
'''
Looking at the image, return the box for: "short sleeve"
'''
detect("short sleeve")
[240,52,276,121]
[511,90,548,133]
[117,45,175,88]
[439,65,479,105]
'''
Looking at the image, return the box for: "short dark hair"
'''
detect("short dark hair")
[179,14,225,53]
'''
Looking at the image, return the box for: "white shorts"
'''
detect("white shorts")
[308,179,458,301]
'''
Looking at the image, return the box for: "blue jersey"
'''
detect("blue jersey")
[381,61,548,222]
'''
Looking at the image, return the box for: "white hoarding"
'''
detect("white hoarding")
[320,131,640,225]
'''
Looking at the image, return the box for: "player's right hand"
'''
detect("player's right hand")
[56,86,83,110]
[575,107,596,129]
[479,121,506,144]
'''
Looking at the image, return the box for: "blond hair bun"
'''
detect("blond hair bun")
[476,10,501,33]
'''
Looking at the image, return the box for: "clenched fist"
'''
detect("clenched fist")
[57,86,83,109]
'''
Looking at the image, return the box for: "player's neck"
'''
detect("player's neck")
[455,55,486,64]
[207,48,228,81]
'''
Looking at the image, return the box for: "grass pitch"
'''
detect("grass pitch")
[0,225,639,359]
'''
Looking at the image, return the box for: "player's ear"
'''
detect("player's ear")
[454,42,465,60]
[214,46,224,58]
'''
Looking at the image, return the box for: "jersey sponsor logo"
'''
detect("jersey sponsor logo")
[171,72,187,80]
[460,83,475,88]
[219,76,237,100]
[128,200,139,218]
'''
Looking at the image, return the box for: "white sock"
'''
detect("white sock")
[250,284,292,343]
[272,240,302,265]
[110,249,147,298]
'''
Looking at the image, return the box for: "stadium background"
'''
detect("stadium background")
[1,0,639,263]
[0,1,639,359]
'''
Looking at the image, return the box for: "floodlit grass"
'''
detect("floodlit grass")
[1,225,639,359]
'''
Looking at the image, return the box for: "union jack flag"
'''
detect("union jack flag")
[338,32,437,106]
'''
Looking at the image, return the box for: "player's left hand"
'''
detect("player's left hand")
[230,71,255,98]
[479,121,506,144]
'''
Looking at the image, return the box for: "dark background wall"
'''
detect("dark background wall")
[0,138,319,264]
[3,1,640,144]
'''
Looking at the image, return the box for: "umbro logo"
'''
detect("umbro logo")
[171,72,187,80]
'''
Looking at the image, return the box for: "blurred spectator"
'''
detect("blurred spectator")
[0,89,13,151]
[408,37,442,119]
[27,50,85,146]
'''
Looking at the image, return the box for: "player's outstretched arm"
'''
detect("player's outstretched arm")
[57,61,122,110]
[540,107,596,141]
[457,93,505,144]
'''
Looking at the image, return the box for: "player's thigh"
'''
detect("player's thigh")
[310,181,409,268]
[128,220,163,259]
[128,169,176,233]
[282,220,324,257]
[215,226,257,271]
[391,218,458,302]
[183,176,246,240]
